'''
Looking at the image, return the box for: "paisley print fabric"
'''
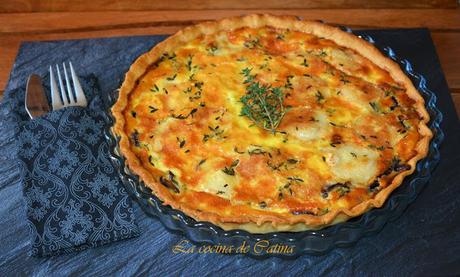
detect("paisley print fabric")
[16,75,139,257]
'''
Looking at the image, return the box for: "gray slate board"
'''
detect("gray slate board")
[0,29,459,276]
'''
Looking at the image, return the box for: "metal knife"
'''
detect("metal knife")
[25,74,50,119]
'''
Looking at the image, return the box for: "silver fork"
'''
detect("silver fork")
[49,62,87,110]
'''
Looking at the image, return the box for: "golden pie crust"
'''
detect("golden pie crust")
[112,14,432,233]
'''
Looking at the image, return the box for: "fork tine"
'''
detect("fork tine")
[62,62,75,104]
[49,66,62,110]
[69,62,87,107]
[56,64,70,104]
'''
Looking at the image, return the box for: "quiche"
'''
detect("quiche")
[112,14,432,233]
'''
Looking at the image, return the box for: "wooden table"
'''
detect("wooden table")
[0,1,459,117]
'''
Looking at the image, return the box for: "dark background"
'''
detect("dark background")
[0,29,459,275]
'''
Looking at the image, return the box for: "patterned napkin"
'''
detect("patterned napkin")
[15,74,140,257]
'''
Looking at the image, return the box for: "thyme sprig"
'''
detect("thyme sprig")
[239,68,289,133]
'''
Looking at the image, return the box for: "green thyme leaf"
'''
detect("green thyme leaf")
[315,90,325,103]
[148,106,158,113]
[222,159,239,176]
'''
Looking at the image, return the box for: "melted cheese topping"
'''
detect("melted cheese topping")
[123,26,422,219]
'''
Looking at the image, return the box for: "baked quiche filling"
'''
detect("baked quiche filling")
[115,17,430,232]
